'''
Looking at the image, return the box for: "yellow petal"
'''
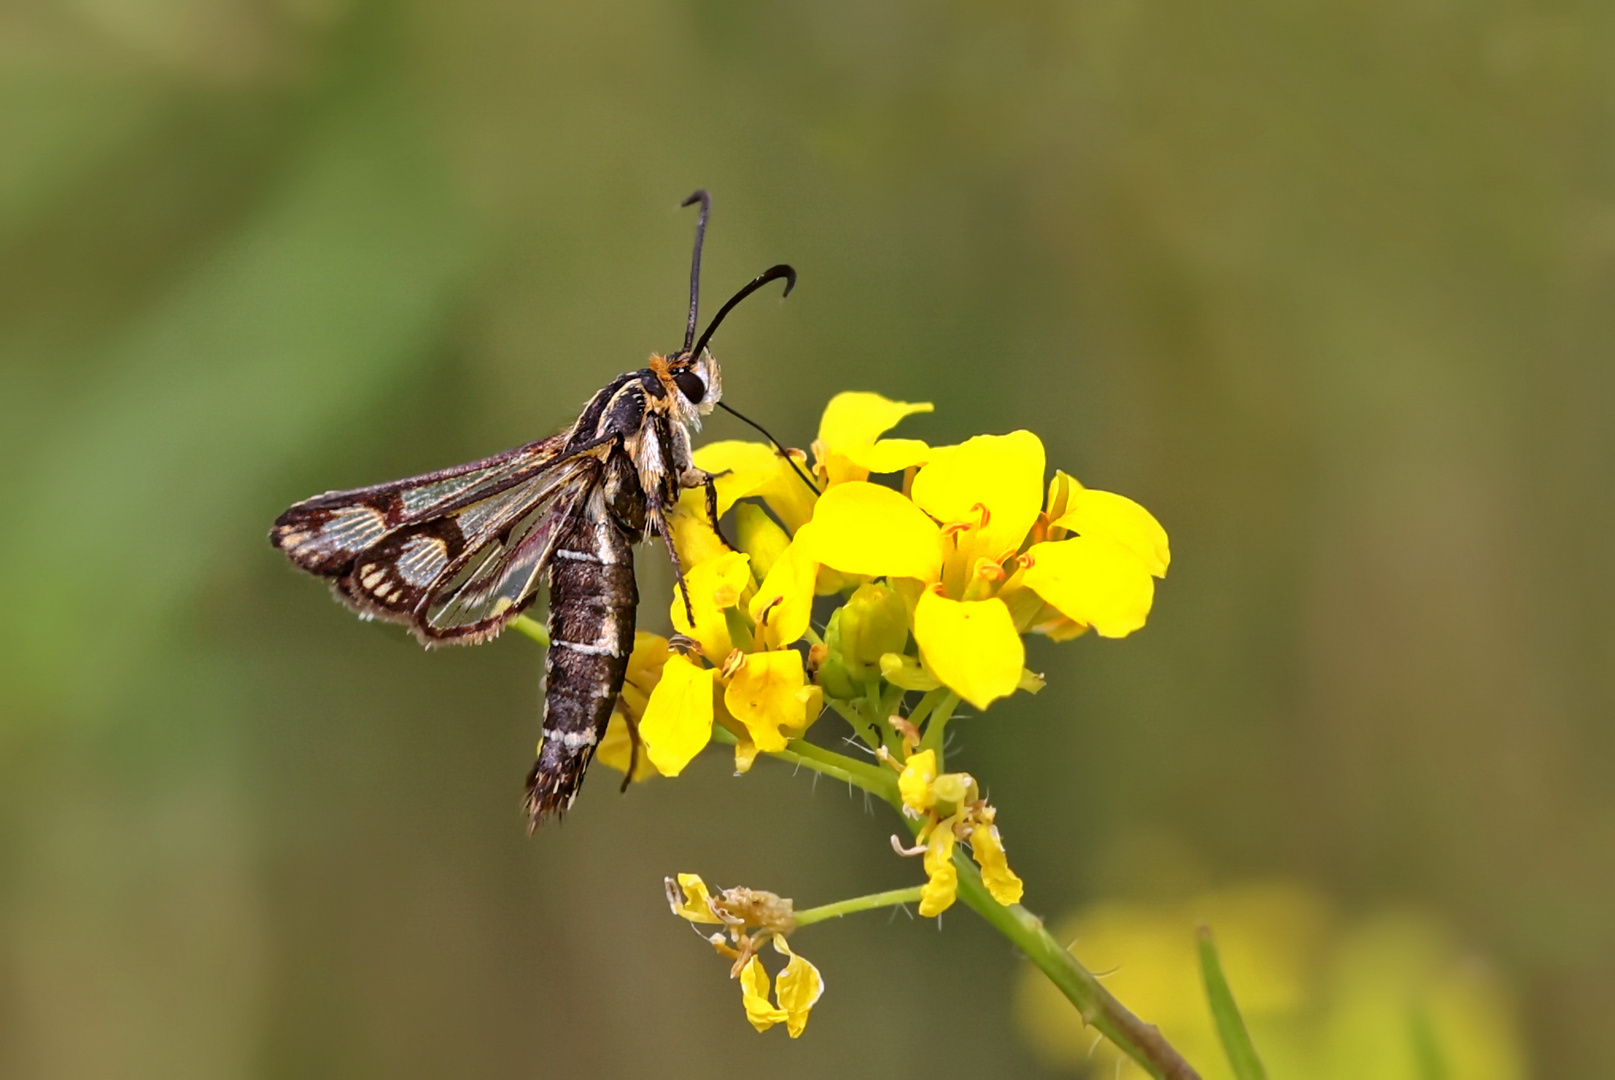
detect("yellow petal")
[911,431,1045,560]
[816,392,934,455]
[1045,468,1079,523]
[739,956,788,1032]
[817,392,935,485]
[918,826,958,917]
[898,748,938,815]
[723,651,809,753]
[748,538,818,650]
[670,551,753,661]
[732,736,761,774]
[912,590,1025,710]
[1022,536,1156,639]
[840,437,932,475]
[795,684,824,734]
[970,822,1025,905]
[616,632,668,700]
[669,488,732,570]
[667,873,724,924]
[637,654,716,776]
[595,708,661,781]
[692,440,790,514]
[770,938,825,1038]
[734,503,791,582]
[1052,487,1170,577]
[694,440,820,533]
[795,483,942,581]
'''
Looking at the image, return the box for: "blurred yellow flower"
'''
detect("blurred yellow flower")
[1016,880,1527,1080]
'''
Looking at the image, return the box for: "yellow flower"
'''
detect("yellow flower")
[667,874,823,1038]
[724,650,814,753]
[796,428,1168,709]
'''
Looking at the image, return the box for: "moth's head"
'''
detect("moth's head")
[662,349,722,421]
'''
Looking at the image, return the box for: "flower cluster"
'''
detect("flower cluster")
[666,873,825,1037]
[601,391,1168,1037]
[610,391,1169,768]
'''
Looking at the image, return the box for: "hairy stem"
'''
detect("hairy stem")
[709,725,900,800]
[794,886,925,928]
[951,855,1202,1080]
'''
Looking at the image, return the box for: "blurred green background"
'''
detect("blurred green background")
[2,0,1611,1076]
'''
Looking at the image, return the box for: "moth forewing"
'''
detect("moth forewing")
[270,191,794,827]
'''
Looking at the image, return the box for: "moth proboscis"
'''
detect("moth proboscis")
[271,191,799,828]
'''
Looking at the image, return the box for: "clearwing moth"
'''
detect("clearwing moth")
[271,191,797,827]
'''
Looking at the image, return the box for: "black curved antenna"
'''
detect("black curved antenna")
[691,264,796,362]
[680,190,711,352]
[717,402,822,495]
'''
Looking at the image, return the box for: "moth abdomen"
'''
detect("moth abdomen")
[525,487,639,827]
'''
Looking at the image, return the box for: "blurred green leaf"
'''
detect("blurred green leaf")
[1409,1006,1451,1080]
[1197,925,1267,1080]
[0,75,481,718]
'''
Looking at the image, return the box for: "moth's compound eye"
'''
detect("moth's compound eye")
[674,370,705,404]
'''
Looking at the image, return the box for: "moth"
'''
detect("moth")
[271,191,796,827]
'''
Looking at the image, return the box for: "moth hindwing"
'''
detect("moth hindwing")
[269,190,797,827]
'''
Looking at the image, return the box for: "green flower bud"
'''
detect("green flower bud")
[839,582,910,671]
[815,609,860,700]
[734,502,791,583]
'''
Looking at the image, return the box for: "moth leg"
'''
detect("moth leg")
[651,501,697,626]
[703,474,737,550]
[679,466,734,551]
[619,707,641,794]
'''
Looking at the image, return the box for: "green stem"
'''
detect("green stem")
[512,614,549,647]
[950,855,1200,1080]
[710,726,900,804]
[826,697,883,749]
[916,691,959,762]
[793,886,925,928]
